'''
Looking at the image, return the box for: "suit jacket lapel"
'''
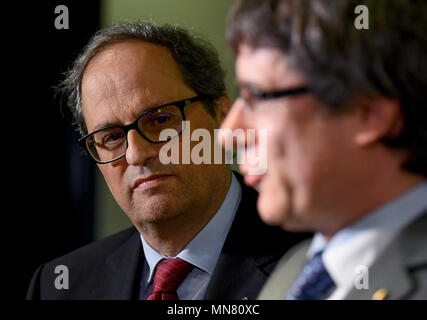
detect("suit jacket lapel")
[345,212,427,300]
[90,229,143,299]
[344,240,413,300]
[203,251,270,300]
[257,239,311,300]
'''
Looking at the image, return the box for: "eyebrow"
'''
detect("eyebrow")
[237,80,268,92]
[237,82,270,98]
[92,121,120,132]
[90,102,173,133]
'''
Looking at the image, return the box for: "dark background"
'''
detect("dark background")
[8,1,100,299]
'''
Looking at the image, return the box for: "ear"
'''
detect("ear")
[354,97,403,146]
[214,92,233,124]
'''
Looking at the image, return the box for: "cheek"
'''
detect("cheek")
[262,117,287,167]
[251,119,291,224]
[98,165,129,207]
[257,163,292,226]
[256,113,317,221]
[266,112,318,188]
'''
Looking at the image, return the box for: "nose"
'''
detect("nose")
[218,98,249,150]
[125,129,159,166]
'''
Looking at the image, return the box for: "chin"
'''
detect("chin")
[132,196,183,223]
[257,195,289,227]
[134,208,183,226]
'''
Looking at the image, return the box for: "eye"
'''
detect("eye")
[247,85,266,100]
[139,106,182,133]
[238,88,257,110]
[103,131,125,144]
[151,112,173,124]
[94,128,126,150]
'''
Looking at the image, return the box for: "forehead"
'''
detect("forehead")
[81,40,195,131]
[235,44,306,88]
[82,40,186,103]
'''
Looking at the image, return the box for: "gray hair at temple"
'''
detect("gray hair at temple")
[57,21,226,136]
[227,0,427,177]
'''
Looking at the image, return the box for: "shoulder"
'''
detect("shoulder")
[395,211,427,272]
[398,213,427,298]
[44,227,139,269]
[26,227,140,299]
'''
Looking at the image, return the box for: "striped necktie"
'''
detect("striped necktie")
[286,250,336,300]
[147,258,193,300]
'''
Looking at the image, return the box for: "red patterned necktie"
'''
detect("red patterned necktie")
[147,258,194,300]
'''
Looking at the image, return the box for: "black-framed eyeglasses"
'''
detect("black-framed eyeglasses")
[248,86,309,100]
[239,85,310,109]
[79,95,204,164]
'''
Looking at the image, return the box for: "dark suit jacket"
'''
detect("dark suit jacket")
[26,174,309,300]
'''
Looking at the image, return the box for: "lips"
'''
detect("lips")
[244,174,263,188]
[239,163,264,188]
[132,174,173,189]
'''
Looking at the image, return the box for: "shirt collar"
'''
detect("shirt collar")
[308,181,427,292]
[140,171,242,284]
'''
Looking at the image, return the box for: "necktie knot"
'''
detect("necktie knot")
[147,258,193,300]
[286,250,336,300]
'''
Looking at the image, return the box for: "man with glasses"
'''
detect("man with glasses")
[220,0,427,299]
[26,21,307,300]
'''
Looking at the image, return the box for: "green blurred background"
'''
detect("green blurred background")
[95,0,236,239]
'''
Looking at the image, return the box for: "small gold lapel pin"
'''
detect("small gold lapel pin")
[372,288,388,300]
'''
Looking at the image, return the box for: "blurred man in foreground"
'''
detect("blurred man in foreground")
[221,0,427,299]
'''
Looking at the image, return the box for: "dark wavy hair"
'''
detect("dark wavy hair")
[227,0,427,177]
[57,21,226,135]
